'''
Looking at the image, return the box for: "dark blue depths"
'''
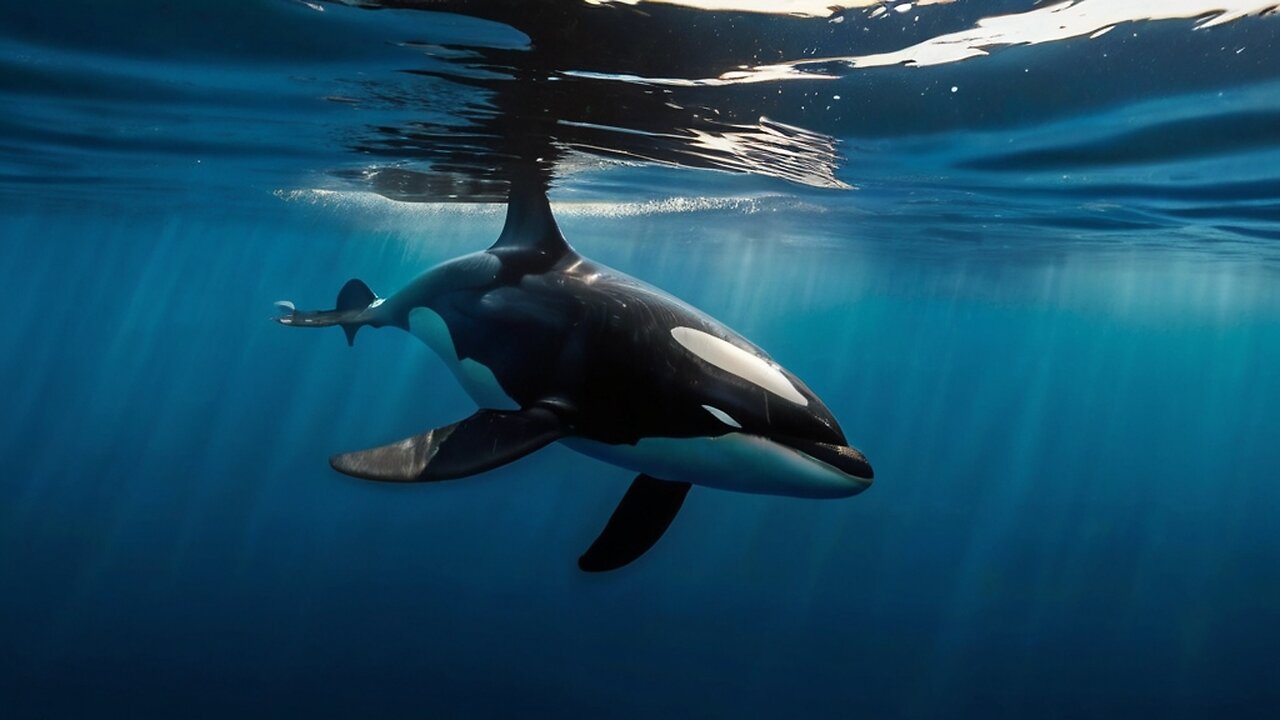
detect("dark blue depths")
[2,192,1279,718]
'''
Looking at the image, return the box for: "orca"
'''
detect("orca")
[276,171,873,572]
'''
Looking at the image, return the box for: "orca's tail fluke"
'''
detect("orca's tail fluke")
[275,278,379,346]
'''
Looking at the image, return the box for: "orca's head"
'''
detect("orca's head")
[794,438,874,493]
[770,399,874,494]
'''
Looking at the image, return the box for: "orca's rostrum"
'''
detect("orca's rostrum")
[276,175,873,572]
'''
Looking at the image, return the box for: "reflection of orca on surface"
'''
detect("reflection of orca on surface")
[276,174,873,572]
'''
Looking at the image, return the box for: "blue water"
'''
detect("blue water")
[3,1,1280,717]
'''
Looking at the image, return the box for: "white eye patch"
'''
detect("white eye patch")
[671,327,807,406]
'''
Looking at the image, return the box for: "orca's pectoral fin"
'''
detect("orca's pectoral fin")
[330,407,563,483]
[579,474,691,573]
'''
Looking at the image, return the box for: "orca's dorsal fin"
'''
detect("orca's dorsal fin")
[489,167,573,259]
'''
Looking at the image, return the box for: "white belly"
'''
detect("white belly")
[562,434,870,499]
[407,307,519,411]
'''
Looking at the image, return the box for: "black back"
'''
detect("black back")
[373,174,845,447]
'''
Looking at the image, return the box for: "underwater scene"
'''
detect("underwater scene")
[3,1,1280,717]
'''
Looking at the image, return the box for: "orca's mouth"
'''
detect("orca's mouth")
[774,435,874,482]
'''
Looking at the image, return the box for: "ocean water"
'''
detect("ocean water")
[3,1,1280,717]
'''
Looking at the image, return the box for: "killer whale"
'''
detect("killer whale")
[276,173,873,571]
